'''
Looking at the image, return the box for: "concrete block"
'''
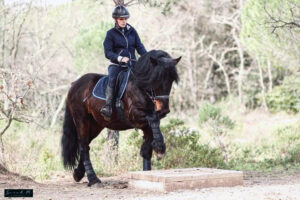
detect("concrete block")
[128,168,243,192]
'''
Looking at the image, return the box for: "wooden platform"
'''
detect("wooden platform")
[128,168,243,192]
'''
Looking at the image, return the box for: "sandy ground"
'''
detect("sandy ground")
[1,170,300,200]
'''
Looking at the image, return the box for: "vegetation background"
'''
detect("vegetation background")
[0,0,299,181]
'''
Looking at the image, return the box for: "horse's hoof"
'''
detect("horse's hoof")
[87,177,102,187]
[73,169,84,182]
[154,151,166,160]
[89,182,104,188]
[151,140,166,154]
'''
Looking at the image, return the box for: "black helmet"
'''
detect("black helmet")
[112,5,130,19]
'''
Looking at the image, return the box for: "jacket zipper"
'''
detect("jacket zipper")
[116,28,129,49]
[116,28,132,64]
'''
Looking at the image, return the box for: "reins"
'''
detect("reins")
[83,58,170,108]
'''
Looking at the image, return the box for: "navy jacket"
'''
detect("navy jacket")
[103,23,147,65]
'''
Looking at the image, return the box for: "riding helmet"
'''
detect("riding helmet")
[112,5,130,19]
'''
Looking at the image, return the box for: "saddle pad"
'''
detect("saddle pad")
[92,70,130,100]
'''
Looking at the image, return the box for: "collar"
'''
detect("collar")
[115,23,132,32]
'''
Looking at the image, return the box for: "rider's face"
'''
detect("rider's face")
[116,17,127,28]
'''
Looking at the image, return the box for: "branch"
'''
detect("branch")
[124,0,135,6]
[50,93,67,128]
[0,105,15,136]
[264,0,300,34]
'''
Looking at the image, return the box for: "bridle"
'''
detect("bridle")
[126,60,170,110]
[144,88,169,112]
[145,89,169,102]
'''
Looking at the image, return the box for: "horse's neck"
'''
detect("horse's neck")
[125,79,146,103]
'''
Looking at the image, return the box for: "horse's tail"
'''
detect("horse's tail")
[61,104,79,170]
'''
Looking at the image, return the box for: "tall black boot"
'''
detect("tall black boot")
[100,85,115,120]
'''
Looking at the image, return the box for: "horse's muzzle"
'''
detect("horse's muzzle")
[154,151,166,160]
[157,108,170,119]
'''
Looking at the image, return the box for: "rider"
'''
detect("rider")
[100,4,147,119]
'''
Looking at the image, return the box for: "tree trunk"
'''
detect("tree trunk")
[0,136,5,169]
[267,59,273,93]
[257,57,268,110]
[105,129,119,165]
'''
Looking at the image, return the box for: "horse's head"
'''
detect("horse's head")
[133,50,181,118]
[149,54,181,118]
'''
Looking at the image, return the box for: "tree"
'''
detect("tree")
[264,0,300,35]
[241,0,300,72]
[0,0,35,165]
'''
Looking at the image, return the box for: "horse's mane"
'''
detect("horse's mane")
[132,50,179,89]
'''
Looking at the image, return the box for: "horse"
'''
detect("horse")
[61,50,181,187]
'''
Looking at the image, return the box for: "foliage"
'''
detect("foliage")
[74,21,113,72]
[198,103,235,162]
[39,147,59,180]
[199,103,235,129]
[140,0,182,15]
[265,75,300,113]
[228,122,300,170]
[129,119,227,169]
[242,69,262,109]
[241,0,300,71]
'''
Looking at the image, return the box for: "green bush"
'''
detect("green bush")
[275,124,300,165]
[228,122,300,170]
[199,103,235,130]
[74,21,113,71]
[265,76,300,113]
[129,119,227,170]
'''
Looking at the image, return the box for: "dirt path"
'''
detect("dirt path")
[1,170,300,200]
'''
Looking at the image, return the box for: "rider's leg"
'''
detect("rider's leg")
[100,65,124,119]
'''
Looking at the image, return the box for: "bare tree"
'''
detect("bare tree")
[0,0,35,165]
[211,0,246,105]
[0,0,76,166]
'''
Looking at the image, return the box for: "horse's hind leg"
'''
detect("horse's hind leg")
[73,151,85,182]
[73,124,102,182]
[74,117,103,187]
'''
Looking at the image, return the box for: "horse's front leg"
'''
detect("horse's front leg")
[141,127,153,170]
[145,112,166,159]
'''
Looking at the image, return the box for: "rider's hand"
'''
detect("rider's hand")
[121,57,130,63]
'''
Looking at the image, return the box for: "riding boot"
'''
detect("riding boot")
[100,85,115,119]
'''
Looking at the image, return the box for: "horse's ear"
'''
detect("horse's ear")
[173,56,182,65]
[150,56,158,66]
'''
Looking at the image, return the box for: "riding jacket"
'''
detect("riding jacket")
[103,23,147,65]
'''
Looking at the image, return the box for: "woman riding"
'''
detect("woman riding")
[100,4,147,119]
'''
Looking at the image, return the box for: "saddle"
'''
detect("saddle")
[92,69,130,101]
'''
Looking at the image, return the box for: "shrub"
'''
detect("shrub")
[129,119,227,170]
[228,122,300,170]
[265,76,300,113]
[198,103,235,162]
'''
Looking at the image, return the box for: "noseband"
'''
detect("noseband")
[145,89,169,112]
[145,89,169,101]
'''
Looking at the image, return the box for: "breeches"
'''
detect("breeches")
[108,65,128,88]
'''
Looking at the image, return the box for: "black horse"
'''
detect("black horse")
[61,50,181,187]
